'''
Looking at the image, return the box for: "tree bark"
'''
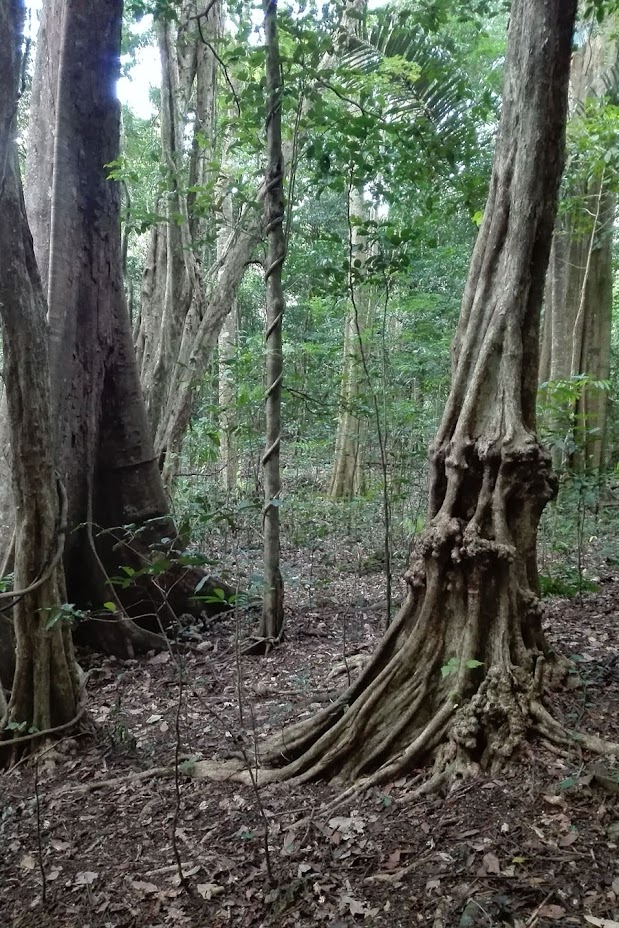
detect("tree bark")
[218,194,239,493]
[1,0,231,658]
[540,25,618,472]
[329,187,373,500]
[259,0,285,645]
[225,0,579,790]
[0,0,80,744]
[140,1,366,483]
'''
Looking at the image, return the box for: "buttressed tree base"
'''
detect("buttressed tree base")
[192,0,619,796]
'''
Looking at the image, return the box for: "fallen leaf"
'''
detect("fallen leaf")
[129,880,160,894]
[341,895,366,917]
[559,830,578,847]
[481,852,501,875]
[584,918,619,928]
[197,883,224,900]
[146,714,163,724]
[538,904,566,919]
[50,840,71,852]
[20,855,36,870]
[149,652,170,665]
[73,871,98,886]
[385,849,401,870]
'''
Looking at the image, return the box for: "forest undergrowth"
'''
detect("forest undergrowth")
[3,479,619,928]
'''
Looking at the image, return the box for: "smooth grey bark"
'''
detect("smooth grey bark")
[139,1,366,483]
[329,187,374,499]
[541,24,618,472]
[217,192,239,492]
[0,0,80,741]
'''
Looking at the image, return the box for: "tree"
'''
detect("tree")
[133,0,267,484]
[328,195,373,502]
[0,0,229,661]
[199,0,599,792]
[0,0,80,745]
[256,0,286,646]
[540,22,618,472]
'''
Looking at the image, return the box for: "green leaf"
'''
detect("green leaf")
[103,601,117,613]
[559,776,579,790]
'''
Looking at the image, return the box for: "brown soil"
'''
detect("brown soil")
[2,575,619,928]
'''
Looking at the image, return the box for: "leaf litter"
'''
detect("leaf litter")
[2,573,619,926]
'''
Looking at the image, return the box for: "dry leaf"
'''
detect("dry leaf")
[584,917,619,928]
[482,852,501,875]
[538,904,566,920]
[73,870,98,886]
[197,883,223,900]
[129,880,159,894]
[559,830,578,847]
[50,839,71,852]
[385,849,401,870]
[341,895,367,917]
[20,855,36,870]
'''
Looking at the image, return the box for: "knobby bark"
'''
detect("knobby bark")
[195,0,608,795]
[259,0,285,645]
[0,0,80,745]
[540,25,618,472]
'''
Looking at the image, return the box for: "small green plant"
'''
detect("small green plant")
[440,657,483,678]
[539,570,598,598]
[44,603,88,630]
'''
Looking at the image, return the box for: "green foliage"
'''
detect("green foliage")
[582,0,619,23]
[45,603,87,630]
[441,657,483,678]
[539,570,599,599]
[538,376,610,463]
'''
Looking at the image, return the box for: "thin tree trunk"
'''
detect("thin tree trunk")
[259,0,285,645]
[329,186,373,499]
[142,1,366,482]
[218,195,239,493]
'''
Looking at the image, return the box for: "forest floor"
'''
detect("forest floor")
[3,560,619,928]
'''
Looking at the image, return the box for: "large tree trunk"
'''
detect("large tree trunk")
[540,25,618,472]
[0,0,80,744]
[3,0,231,658]
[132,0,265,484]
[207,0,584,791]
